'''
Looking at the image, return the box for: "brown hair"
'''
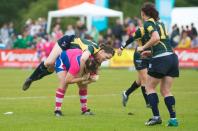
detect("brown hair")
[85,58,99,73]
[141,2,159,21]
[100,44,115,56]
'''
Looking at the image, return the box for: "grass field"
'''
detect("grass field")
[0,68,198,131]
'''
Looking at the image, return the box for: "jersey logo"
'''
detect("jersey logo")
[149,63,152,68]
[61,41,67,47]
[147,26,154,33]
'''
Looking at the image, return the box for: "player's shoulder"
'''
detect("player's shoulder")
[144,18,156,27]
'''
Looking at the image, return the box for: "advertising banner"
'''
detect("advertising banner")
[175,48,198,68]
[110,49,134,68]
[0,49,40,68]
[0,49,198,68]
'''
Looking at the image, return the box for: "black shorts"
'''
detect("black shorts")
[133,51,149,70]
[148,53,179,79]
[57,35,75,50]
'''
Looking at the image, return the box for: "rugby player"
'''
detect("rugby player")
[137,2,179,126]
[54,48,99,116]
[22,35,114,91]
[117,27,150,108]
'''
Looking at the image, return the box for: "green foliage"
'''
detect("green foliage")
[0,0,36,26]
[15,0,57,32]
[1,0,198,32]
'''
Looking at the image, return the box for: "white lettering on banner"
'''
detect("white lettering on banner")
[175,51,198,61]
[1,52,38,62]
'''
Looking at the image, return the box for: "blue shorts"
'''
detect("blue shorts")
[54,51,81,73]
[148,53,179,78]
[55,51,70,73]
[133,51,149,70]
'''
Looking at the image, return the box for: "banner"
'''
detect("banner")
[175,48,198,68]
[0,49,198,68]
[92,0,108,31]
[58,0,94,9]
[0,49,40,68]
[155,0,175,31]
[110,49,134,68]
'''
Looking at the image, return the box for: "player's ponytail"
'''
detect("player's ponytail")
[141,2,159,21]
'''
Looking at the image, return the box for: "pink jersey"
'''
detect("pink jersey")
[55,49,83,76]
[66,49,82,76]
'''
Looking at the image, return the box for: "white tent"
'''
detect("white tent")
[47,2,124,33]
[171,7,198,30]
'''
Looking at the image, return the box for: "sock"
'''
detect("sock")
[164,96,176,118]
[55,88,66,111]
[147,93,160,117]
[29,61,53,81]
[141,86,149,105]
[79,88,88,112]
[125,81,140,96]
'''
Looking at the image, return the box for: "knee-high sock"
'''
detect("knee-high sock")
[147,93,160,116]
[55,88,66,111]
[29,61,53,81]
[164,96,176,118]
[79,88,88,112]
[125,81,140,96]
[141,86,149,105]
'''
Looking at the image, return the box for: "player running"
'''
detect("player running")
[117,27,150,108]
[22,35,114,91]
[137,2,179,126]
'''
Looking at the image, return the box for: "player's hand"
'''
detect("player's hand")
[81,73,90,81]
[137,46,144,52]
[117,48,123,56]
[141,50,151,58]
[90,74,99,81]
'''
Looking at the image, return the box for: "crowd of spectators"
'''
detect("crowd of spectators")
[170,23,198,48]
[0,17,197,57]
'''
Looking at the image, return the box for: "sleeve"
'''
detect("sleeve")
[121,28,142,49]
[87,45,94,55]
[68,56,80,76]
[144,21,157,35]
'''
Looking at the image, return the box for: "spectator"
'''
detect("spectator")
[112,19,124,41]
[89,26,99,42]
[177,31,191,48]
[191,23,198,37]
[126,22,136,36]
[170,24,180,48]
[0,24,9,48]
[75,20,86,38]
[191,35,198,48]
[186,25,191,37]
[65,25,75,36]
[51,24,63,41]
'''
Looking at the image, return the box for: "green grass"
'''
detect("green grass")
[0,68,198,131]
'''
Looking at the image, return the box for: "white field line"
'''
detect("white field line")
[0,91,197,100]
[0,94,119,100]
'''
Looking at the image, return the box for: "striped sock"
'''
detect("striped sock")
[55,88,66,111]
[79,88,88,112]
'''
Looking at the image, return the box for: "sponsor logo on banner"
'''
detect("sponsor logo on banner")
[175,48,198,68]
[0,49,40,68]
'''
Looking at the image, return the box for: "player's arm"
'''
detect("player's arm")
[79,50,91,75]
[65,72,89,85]
[79,46,94,75]
[137,22,160,52]
[117,28,142,56]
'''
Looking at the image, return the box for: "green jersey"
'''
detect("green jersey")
[143,18,173,56]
